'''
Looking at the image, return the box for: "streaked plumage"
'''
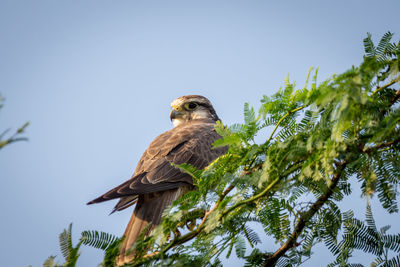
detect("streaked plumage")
[87,95,227,266]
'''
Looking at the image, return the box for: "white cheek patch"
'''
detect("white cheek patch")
[172,118,185,127]
[191,110,210,120]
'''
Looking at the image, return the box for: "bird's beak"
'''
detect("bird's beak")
[170,109,183,121]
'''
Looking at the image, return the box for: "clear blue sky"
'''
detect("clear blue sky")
[1,1,399,266]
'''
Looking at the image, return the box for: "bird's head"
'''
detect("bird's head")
[170,95,220,127]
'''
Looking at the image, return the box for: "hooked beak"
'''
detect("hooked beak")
[170,109,184,121]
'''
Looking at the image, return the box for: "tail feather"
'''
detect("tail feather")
[116,185,192,266]
[110,196,138,215]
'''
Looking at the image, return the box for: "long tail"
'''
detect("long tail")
[116,185,192,266]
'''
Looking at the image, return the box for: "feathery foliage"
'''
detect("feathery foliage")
[327,205,400,267]
[42,224,84,267]
[42,224,121,267]
[0,95,29,150]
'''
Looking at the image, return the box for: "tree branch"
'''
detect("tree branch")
[363,138,400,155]
[373,79,397,95]
[262,161,348,266]
[389,87,400,105]
[147,179,239,259]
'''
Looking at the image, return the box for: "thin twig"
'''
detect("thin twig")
[363,138,400,155]
[266,106,306,144]
[372,79,397,95]
[159,181,238,254]
[222,177,280,217]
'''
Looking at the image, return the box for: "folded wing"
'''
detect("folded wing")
[87,120,227,212]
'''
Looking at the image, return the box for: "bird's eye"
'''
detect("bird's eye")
[185,102,198,110]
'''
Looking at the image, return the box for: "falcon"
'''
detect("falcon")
[87,95,227,266]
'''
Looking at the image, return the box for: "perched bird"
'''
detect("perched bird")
[87,95,227,266]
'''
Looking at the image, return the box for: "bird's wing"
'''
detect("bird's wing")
[87,120,227,206]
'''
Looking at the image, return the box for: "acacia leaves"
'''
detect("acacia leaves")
[327,205,400,267]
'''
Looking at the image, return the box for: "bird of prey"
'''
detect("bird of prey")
[87,95,227,266]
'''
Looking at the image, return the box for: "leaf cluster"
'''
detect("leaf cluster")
[42,224,121,267]
[327,205,400,267]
